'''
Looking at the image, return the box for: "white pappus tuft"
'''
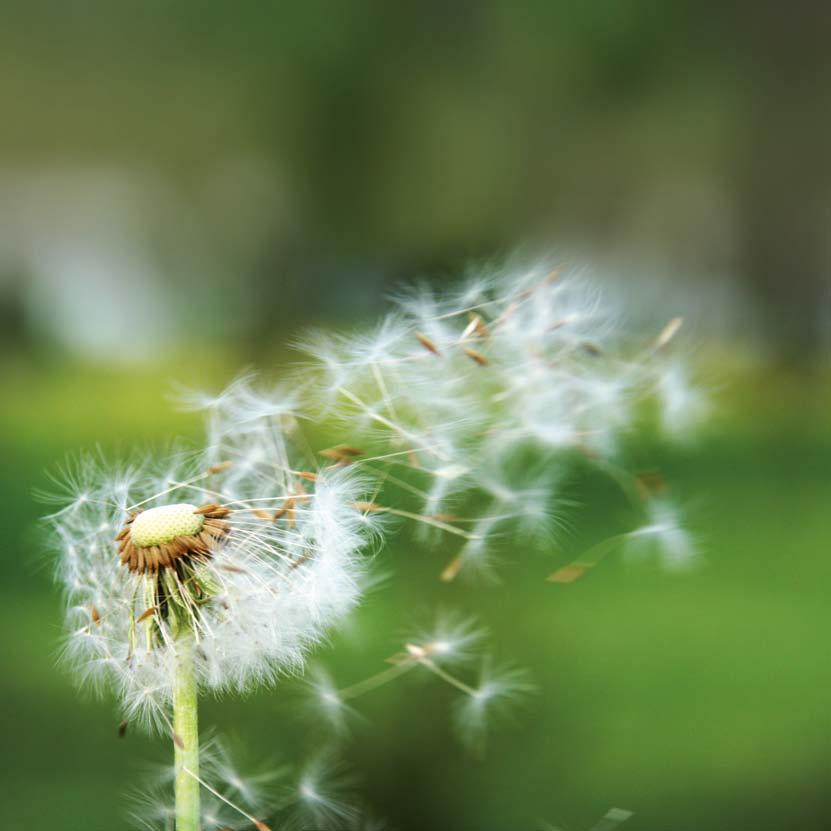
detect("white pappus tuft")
[452,657,536,756]
[625,499,698,571]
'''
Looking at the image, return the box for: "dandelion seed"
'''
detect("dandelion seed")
[626,500,697,570]
[440,556,464,582]
[319,446,364,463]
[655,362,708,437]
[539,807,633,831]
[352,501,384,513]
[462,312,491,341]
[416,331,441,355]
[286,754,358,830]
[589,807,634,831]
[452,658,535,755]
[651,316,683,351]
[547,563,591,584]
[303,665,356,735]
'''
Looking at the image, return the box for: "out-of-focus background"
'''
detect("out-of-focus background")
[1,3,830,830]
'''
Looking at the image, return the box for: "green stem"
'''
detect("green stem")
[173,637,200,831]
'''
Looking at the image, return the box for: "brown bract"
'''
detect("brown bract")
[115,504,232,574]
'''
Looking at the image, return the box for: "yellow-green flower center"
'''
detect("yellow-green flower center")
[130,503,204,548]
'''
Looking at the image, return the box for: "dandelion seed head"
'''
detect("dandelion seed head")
[46,379,371,728]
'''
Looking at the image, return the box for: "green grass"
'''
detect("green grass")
[1,357,829,830]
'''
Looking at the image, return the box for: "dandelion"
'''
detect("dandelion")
[45,381,375,830]
[43,260,705,828]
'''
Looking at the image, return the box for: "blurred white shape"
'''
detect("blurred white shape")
[627,500,697,571]
[2,166,174,361]
[0,158,286,362]
[657,361,709,438]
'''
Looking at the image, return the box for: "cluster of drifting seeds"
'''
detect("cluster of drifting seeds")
[302,263,701,582]
[289,264,702,764]
[130,739,375,831]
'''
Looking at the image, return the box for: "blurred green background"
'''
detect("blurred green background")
[1,3,830,830]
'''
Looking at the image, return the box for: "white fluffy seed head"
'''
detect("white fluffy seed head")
[46,380,371,729]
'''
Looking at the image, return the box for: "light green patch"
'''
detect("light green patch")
[130,503,204,548]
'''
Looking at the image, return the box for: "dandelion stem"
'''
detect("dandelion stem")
[174,636,201,831]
